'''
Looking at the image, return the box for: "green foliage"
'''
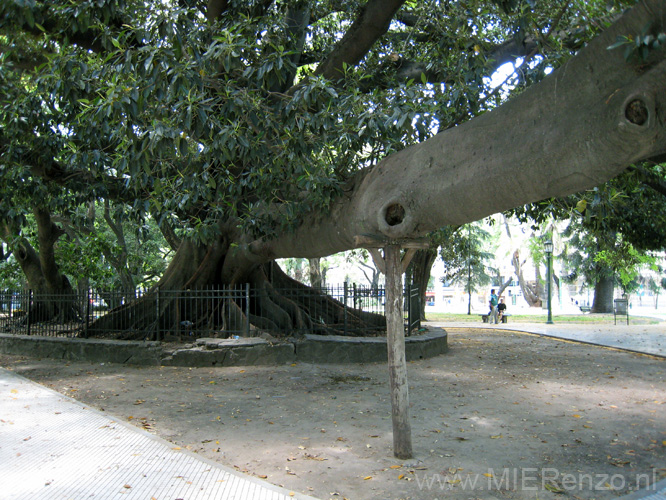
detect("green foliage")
[607,22,666,62]
[0,0,640,309]
[594,243,657,295]
[559,218,612,287]
[0,206,169,291]
[509,163,666,299]
[438,223,493,293]
[0,253,23,289]
[1,0,631,245]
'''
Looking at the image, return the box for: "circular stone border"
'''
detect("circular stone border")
[0,329,448,367]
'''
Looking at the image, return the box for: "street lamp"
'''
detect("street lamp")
[544,240,554,324]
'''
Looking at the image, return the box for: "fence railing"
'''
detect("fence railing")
[0,284,421,341]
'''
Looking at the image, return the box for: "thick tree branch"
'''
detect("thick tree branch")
[258,0,666,260]
[206,0,229,23]
[158,220,182,251]
[26,155,138,206]
[33,206,68,291]
[313,0,407,82]
[103,200,128,253]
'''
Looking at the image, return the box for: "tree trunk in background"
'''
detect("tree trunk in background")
[308,258,322,289]
[512,250,541,307]
[408,248,437,321]
[497,275,514,299]
[1,209,80,322]
[591,270,615,313]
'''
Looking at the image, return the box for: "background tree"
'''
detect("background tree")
[358,255,381,293]
[439,224,493,315]
[2,0,666,337]
[0,242,22,290]
[514,163,666,312]
[406,245,439,321]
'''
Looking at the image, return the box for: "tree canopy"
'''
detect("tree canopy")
[2,0,666,336]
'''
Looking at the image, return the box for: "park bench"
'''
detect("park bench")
[579,305,591,313]
[481,314,510,323]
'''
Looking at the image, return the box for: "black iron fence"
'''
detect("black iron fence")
[0,283,421,340]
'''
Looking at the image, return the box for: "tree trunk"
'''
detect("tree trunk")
[512,250,541,307]
[102,201,137,299]
[591,268,615,313]
[408,248,437,321]
[359,261,380,294]
[1,209,80,324]
[497,275,514,298]
[308,258,322,289]
[88,236,386,340]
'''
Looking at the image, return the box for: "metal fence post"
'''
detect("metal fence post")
[84,289,90,338]
[155,287,160,342]
[343,281,348,335]
[245,283,250,337]
[26,289,32,336]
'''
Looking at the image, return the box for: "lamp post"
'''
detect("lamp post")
[544,240,554,324]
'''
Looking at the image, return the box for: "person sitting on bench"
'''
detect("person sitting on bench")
[497,298,507,322]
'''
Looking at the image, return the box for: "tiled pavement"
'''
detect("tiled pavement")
[0,367,317,500]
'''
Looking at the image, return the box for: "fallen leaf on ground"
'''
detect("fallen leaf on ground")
[544,483,564,493]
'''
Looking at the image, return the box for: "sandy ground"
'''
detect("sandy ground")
[2,327,665,500]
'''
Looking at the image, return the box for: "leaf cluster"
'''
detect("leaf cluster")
[1,0,636,248]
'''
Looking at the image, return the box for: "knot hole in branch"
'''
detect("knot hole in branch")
[384,203,406,226]
[378,199,413,238]
[624,99,649,126]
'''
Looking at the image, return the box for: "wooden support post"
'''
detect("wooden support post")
[357,234,426,459]
[384,244,413,459]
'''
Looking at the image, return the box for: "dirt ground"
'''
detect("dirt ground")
[2,327,665,500]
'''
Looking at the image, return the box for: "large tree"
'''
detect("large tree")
[512,163,666,311]
[2,0,666,338]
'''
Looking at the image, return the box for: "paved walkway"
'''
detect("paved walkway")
[0,366,317,500]
[431,321,666,358]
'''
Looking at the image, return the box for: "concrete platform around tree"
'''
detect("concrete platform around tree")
[0,328,449,367]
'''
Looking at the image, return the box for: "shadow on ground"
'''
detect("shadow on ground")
[2,328,665,500]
